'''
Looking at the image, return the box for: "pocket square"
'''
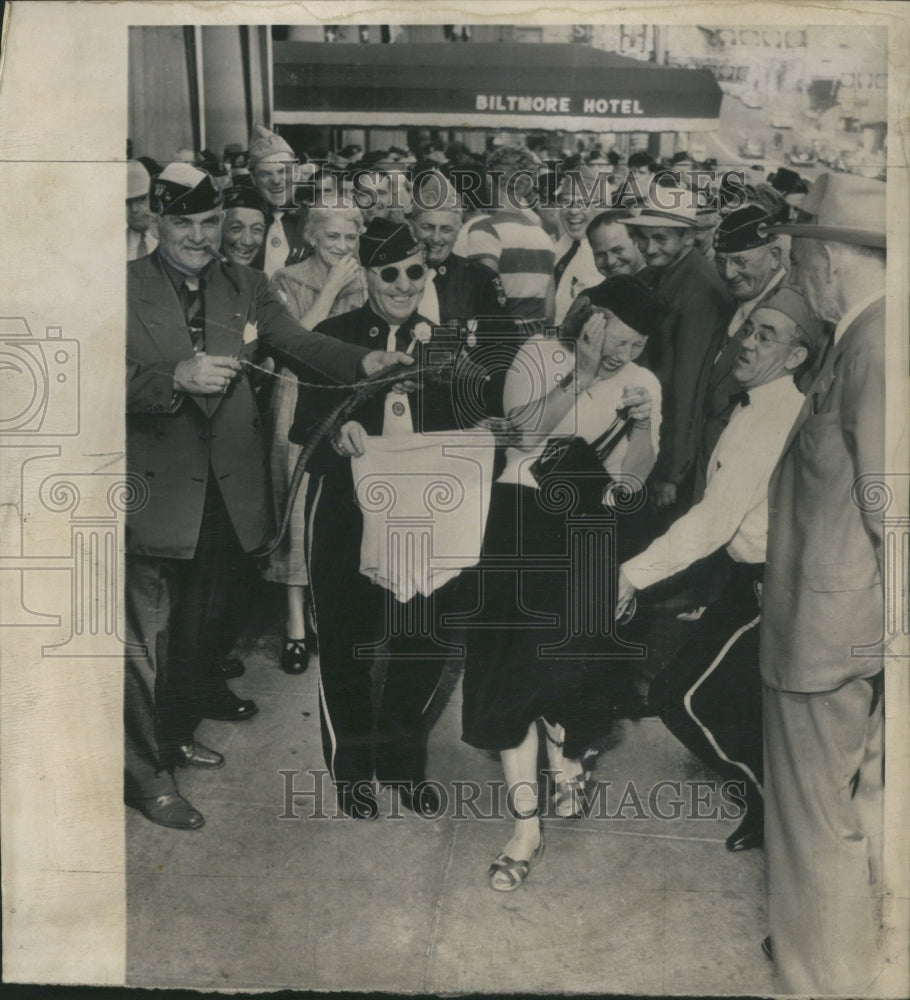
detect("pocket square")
[242,321,258,345]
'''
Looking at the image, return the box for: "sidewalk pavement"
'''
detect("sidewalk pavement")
[127,628,773,995]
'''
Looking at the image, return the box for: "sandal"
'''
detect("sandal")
[280,638,309,675]
[552,773,591,818]
[488,807,545,892]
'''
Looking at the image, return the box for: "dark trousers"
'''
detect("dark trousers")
[649,559,764,794]
[124,476,252,799]
[308,475,454,789]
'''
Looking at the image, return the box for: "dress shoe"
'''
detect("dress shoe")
[175,740,225,769]
[280,637,309,675]
[126,792,205,830]
[396,782,442,818]
[761,936,773,961]
[217,656,245,679]
[337,783,379,820]
[198,689,259,722]
[725,807,764,852]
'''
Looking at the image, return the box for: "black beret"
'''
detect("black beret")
[584,274,668,341]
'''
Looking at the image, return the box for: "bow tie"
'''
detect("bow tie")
[731,390,750,408]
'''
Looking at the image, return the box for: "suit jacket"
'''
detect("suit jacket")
[760,296,885,692]
[644,249,734,485]
[126,251,366,559]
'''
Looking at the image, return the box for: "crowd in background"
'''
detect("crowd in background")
[124,123,888,997]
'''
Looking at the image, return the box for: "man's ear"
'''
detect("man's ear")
[769,242,783,267]
[785,343,808,372]
[148,214,161,238]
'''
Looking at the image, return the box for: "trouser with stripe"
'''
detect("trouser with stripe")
[307,472,455,789]
[648,558,763,793]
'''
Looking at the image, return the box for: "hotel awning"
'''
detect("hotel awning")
[272,42,723,133]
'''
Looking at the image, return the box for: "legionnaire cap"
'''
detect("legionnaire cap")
[223,184,267,214]
[584,274,669,342]
[621,186,698,228]
[758,285,824,347]
[714,205,775,254]
[359,217,422,268]
[772,172,886,248]
[150,163,224,216]
[248,123,296,165]
[127,159,151,200]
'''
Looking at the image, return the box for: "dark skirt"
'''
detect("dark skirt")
[461,481,637,760]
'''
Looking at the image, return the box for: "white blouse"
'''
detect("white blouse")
[498,334,662,490]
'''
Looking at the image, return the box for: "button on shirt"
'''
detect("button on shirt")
[264,211,290,277]
[623,374,804,590]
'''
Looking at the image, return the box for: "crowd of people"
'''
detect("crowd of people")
[125,123,887,996]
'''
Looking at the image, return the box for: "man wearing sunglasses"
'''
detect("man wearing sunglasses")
[291,217,482,820]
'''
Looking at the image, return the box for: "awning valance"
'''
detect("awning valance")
[272,42,723,133]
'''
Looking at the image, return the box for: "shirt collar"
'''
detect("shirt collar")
[833,289,885,344]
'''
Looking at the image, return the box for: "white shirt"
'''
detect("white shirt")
[126,226,157,261]
[498,335,661,490]
[623,374,804,590]
[834,289,885,345]
[264,211,289,278]
[725,266,786,340]
[552,235,604,325]
[352,430,496,602]
[417,268,441,324]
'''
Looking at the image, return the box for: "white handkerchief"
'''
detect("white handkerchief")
[352,430,495,602]
[242,321,258,344]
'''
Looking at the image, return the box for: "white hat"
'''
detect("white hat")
[127,160,151,200]
[248,123,295,165]
[621,185,699,228]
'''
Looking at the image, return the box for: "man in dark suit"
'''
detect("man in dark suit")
[761,172,887,994]
[291,218,488,821]
[693,204,787,500]
[125,163,411,829]
[621,189,734,520]
[247,123,309,276]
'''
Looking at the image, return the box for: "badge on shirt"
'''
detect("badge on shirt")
[392,401,406,417]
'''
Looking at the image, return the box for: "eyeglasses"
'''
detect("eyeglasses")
[374,263,426,283]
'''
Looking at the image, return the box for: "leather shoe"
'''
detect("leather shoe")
[127,792,205,830]
[397,782,442,818]
[337,783,379,820]
[217,656,245,679]
[198,689,259,722]
[725,807,764,852]
[280,638,309,675]
[175,740,224,769]
[761,936,773,961]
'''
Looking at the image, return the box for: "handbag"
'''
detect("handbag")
[529,406,636,514]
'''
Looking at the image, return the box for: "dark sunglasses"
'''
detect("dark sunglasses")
[375,263,426,283]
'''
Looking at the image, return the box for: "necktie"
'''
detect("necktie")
[383,325,414,435]
[180,279,205,352]
[264,212,288,277]
[554,239,580,287]
[730,389,750,410]
[136,232,149,259]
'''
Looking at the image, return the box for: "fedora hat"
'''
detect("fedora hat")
[772,172,885,248]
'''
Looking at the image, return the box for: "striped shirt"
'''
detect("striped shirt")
[464,208,554,321]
